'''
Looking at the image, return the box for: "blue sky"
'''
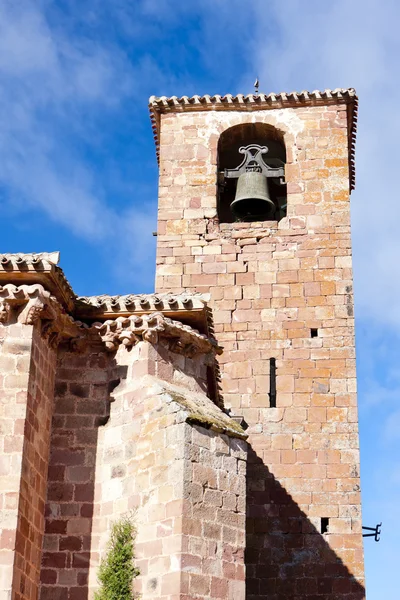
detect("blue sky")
[1,1,398,596]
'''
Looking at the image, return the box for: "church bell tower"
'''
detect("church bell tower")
[151,88,365,599]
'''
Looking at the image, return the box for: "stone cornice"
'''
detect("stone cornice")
[0,284,85,349]
[0,285,219,358]
[74,292,210,329]
[0,255,210,332]
[91,312,222,357]
[149,89,357,116]
[0,253,75,313]
[139,377,247,440]
[76,292,208,313]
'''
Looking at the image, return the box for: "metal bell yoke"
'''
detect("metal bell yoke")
[224,144,285,221]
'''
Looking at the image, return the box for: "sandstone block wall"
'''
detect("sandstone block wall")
[92,394,246,600]
[39,337,246,600]
[155,104,365,598]
[0,323,56,600]
[89,341,246,600]
[183,425,246,600]
[39,340,114,600]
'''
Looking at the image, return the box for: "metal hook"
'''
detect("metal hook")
[362,523,382,542]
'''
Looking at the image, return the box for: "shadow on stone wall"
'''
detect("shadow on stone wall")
[39,345,126,600]
[39,343,365,600]
[205,305,224,409]
[246,447,365,600]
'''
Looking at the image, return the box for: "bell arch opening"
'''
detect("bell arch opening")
[217,123,287,224]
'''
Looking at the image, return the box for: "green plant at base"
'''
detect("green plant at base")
[95,515,140,600]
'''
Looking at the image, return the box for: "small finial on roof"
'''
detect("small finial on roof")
[254,78,259,94]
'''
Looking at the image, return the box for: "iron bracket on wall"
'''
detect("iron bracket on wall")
[362,523,382,542]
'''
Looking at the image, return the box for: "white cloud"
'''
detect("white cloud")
[242,0,400,328]
[2,0,400,314]
[0,0,157,282]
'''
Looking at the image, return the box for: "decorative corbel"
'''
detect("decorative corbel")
[18,296,46,325]
[119,330,140,347]
[93,320,120,351]
[91,311,222,358]
[41,320,62,348]
[68,336,87,353]
[0,283,87,350]
[0,299,11,324]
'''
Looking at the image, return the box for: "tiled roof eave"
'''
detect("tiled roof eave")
[149,88,357,113]
[0,283,220,358]
[148,88,358,191]
[0,253,75,311]
[74,292,210,331]
[0,255,212,331]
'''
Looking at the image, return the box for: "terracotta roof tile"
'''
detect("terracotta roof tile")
[0,252,75,311]
[91,311,221,357]
[0,255,210,330]
[0,282,218,357]
[75,292,210,330]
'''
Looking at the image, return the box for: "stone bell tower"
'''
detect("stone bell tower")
[151,89,365,599]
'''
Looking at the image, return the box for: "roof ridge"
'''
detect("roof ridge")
[149,88,356,106]
[0,251,60,265]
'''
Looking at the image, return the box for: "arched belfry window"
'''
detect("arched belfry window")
[217,123,287,224]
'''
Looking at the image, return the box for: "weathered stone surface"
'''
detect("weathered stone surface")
[155,96,365,598]
[0,87,365,600]
[0,322,56,600]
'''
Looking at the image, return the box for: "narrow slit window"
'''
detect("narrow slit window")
[311,328,318,338]
[269,358,276,408]
[321,517,329,534]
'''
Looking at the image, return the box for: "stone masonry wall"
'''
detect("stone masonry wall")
[40,337,246,600]
[90,374,246,600]
[183,424,247,600]
[0,323,56,600]
[88,340,246,600]
[40,341,114,600]
[155,105,365,599]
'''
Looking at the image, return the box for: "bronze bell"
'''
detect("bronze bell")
[230,171,276,222]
